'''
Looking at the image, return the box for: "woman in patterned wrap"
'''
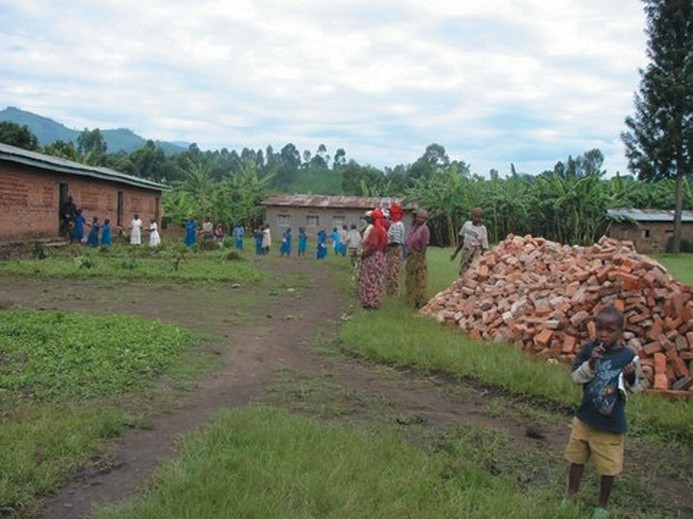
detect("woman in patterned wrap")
[385,203,405,296]
[358,208,388,309]
[405,209,431,309]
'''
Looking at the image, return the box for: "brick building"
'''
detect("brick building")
[262,194,416,244]
[606,208,693,253]
[0,142,166,242]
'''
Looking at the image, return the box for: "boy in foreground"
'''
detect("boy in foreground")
[563,306,647,518]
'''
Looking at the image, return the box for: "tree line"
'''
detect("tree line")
[1,120,691,248]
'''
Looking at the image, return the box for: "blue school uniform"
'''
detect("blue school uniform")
[101,223,112,246]
[184,219,197,247]
[87,223,100,247]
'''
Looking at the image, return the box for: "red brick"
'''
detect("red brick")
[534,329,553,348]
[562,335,576,354]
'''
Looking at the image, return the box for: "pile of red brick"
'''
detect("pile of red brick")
[422,235,693,394]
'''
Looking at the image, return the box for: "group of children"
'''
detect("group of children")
[255,223,364,261]
[69,212,160,249]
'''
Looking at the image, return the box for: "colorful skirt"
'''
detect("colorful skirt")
[359,250,386,309]
[405,249,428,309]
[385,244,403,296]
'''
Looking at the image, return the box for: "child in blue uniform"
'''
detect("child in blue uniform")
[86,216,100,247]
[297,227,308,257]
[101,219,112,246]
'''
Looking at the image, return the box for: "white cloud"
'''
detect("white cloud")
[0,0,648,175]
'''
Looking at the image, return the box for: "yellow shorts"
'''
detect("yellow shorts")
[564,417,624,476]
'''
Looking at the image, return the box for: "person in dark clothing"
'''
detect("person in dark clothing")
[562,306,647,519]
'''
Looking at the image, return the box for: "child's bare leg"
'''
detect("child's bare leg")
[598,475,615,508]
[568,463,585,500]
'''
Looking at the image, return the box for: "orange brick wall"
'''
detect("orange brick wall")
[0,162,162,241]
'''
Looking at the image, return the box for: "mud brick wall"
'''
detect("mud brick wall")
[609,221,693,254]
[0,162,161,241]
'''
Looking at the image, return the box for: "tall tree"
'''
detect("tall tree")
[0,121,39,150]
[622,0,692,252]
[77,128,108,165]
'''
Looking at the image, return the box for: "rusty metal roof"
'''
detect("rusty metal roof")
[0,142,167,192]
[263,194,416,210]
[607,208,693,223]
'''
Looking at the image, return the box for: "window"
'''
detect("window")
[306,215,319,227]
[277,214,291,226]
[117,191,124,226]
[641,229,650,239]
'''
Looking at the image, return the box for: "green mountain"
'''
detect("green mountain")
[0,106,188,155]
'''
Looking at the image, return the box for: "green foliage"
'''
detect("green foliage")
[0,120,39,150]
[340,248,693,442]
[0,246,264,283]
[666,236,693,253]
[0,309,191,400]
[0,404,138,517]
[95,407,563,519]
[653,252,693,284]
[622,0,693,253]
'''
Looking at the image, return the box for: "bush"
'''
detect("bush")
[666,236,693,253]
[222,237,235,249]
[199,239,220,251]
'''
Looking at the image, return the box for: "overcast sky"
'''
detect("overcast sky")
[1,0,648,176]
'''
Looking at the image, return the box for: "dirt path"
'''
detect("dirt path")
[2,257,691,518]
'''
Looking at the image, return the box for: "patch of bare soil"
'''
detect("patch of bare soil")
[1,256,690,519]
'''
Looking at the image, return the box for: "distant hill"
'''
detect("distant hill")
[0,106,189,155]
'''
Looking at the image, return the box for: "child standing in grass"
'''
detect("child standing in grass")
[297,227,308,257]
[149,218,161,248]
[563,306,646,519]
[280,228,292,257]
[101,219,112,246]
[86,216,100,247]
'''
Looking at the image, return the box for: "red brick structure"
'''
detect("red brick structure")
[0,143,166,242]
[606,208,693,253]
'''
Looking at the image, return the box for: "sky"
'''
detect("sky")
[0,0,649,176]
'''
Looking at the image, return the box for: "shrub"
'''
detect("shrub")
[666,236,693,253]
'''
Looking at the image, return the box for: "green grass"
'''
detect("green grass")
[0,310,191,400]
[339,248,693,442]
[95,407,585,519]
[0,309,200,516]
[0,245,265,283]
[652,253,693,285]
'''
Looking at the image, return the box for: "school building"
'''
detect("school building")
[606,208,693,253]
[262,194,416,243]
[0,142,166,243]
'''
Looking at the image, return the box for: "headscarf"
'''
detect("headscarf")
[389,203,404,222]
[370,208,388,249]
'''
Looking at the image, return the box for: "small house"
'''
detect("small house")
[262,194,416,244]
[606,208,693,253]
[0,142,166,242]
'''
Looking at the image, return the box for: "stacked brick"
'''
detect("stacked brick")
[422,235,693,394]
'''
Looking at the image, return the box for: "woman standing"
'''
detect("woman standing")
[385,203,405,296]
[130,214,143,245]
[405,209,431,309]
[358,209,387,309]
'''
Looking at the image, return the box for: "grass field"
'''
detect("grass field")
[1,246,690,518]
[0,243,264,283]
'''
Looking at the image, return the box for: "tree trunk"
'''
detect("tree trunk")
[672,171,683,254]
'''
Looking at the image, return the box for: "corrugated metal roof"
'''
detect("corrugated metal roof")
[0,142,167,192]
[607,208,693,223]
[263,194,416,210]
